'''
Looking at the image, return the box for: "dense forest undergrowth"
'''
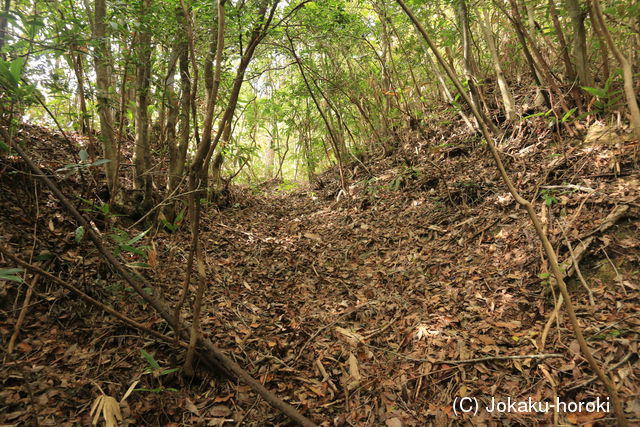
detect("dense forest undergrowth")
[1,110,639,425]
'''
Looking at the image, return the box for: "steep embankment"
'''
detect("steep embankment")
[1,119,639,425]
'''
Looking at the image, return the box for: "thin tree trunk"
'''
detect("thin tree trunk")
[161,44,180,221]
[93,0,120,202]
[548,0,576,81]
[71,53,91,135]
[458,0,481,111]
[134,0,153,211]
[478,8,517,121]
[0,0,11,54]
[288,33,346,192]
[204,1,281,193]
[567,0,593,86]
[586,0,610,83]
[591,0,640,138]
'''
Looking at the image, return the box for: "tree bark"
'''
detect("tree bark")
[0,0,11,54]
[478,8,517,121]
[93,0,120,202]
[134,0,154,211]
[548,0,576,81]
[567,0,593,86]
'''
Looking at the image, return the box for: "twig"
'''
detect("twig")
[566,353,635,392]
[561,225,595,305]
[540,294,563,352]
[8,269,43,353]
[293,303,370,363]
[235,396,262,427]
[440,353,563,365]
[602,248,627,295]
[541,184,595,193]
[541,204,630,349]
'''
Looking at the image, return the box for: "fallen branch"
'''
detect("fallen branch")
[0,245,185,347]
[541,184,595,193]
[561,225,595,306]
[441,353,563,365]
[566,352,635,392]
[7,267,43,353]
[4,135,317,427]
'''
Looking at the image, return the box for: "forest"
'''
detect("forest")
[0,0,639,425]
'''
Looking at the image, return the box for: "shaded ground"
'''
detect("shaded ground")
[1,118,639,425]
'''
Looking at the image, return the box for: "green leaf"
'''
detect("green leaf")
[523,109,552,119]
[0,60,19,88]
[120,245,146,256]
[79,149,89,162]
[34,252,54,261]
[127,262,151,269]
[160,367,179,376]
[89,159,111,166]
[582,86,607,98]
[126,229,149,246]
[140,348,161,370]
[0,268,24,283]
[561,108,577,123]
[75,226,85,243]
[9,57,25,81]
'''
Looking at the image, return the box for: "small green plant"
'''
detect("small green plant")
[581,70,624,115]
[540,189,558,206]
[0,268,24,283]
[160,209,185,233]
[135,349,179,393]
[57,148,111,178]
[109,228,151,268]
[362,177,379,195]
[78,197,115,217]
[538,271,551,286]
[390,165,420,190]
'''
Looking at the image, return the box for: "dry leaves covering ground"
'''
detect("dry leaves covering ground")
[1,117,639,426]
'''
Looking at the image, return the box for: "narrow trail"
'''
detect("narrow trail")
[2,124,639,425]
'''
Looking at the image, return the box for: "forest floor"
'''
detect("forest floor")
[1,116,640,426]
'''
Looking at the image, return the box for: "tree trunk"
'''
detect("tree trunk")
[458,0,481,111]
[93,0,120,202]
[0,0,10,54]
[134,0,154,211]
[548,0,576,81]
[585,0,610,83]
[289,33,346,192]
[204,1,281,195]
[162,44,181,221]
[567,0,593,87]
[478,8,517,121]
[70,52,91,136]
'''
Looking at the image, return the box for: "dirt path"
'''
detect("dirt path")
[2,125,639,425]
